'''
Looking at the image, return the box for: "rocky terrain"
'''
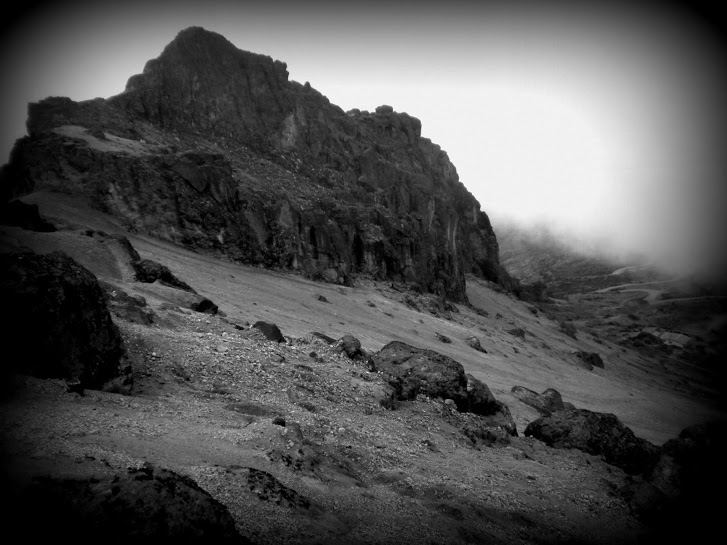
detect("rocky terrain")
[2,190,725,544]
[2,26,726,545]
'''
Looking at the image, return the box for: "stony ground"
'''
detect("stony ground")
[2,191,725,544]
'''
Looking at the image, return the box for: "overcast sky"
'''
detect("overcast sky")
[2,0,725,275]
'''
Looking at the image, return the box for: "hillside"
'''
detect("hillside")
[2,190,726,543]
[2,26,726,545]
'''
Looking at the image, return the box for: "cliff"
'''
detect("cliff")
[1,26,511,301]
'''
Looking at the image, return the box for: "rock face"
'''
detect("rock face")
[0,26,512,302]
[0,251,132,392]
[524,408,659,475]
[11,465,247,543]
[370,341,516,434]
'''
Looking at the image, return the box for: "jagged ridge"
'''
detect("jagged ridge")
[1,26,512,301]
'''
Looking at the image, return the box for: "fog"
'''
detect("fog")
[2,0,725,277]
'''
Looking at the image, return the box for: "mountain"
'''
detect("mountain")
[1,26,511,302]
[2,26,725,545]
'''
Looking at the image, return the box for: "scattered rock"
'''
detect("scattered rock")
[0,251,132,393]
[314,294,330,303]
[435,332,452,343]
[524,408,659,475]
[465,336,487,353]
[253,321,285,343]
[507,327,526,339]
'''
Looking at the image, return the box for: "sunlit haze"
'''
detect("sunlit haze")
[2,0,725,276]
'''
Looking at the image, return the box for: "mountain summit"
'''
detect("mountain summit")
[2,26,510,301]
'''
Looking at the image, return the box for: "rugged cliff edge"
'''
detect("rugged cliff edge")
[1,26,510,301]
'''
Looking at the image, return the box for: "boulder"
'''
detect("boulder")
[465,335,487,353]
[574,351,604,369]
[511,386,566,415]
[647,420,727,500]
[0,251,132,392]
[524,408,659,475]
[337,334,365,360]
[620,420,727,541]
[253,321,285,343]
[131,258,196,293]
[190,297,219,315]
[370,341,515,433]
[10,465,247,543]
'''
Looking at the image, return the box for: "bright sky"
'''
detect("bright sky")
[2,0,725,275]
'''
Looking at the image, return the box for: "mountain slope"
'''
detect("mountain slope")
[3,193,724,544]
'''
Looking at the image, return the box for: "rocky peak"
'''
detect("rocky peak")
[2,26,513,301]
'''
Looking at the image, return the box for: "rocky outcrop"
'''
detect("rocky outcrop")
[1,26,512,301]
[369,341,516,434]
[524,408,659,475]
[10,465,247,543]
[0,251,132,392]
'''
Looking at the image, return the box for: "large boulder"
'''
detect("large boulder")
[619,420,727,541]
[10,465,247,543]
[370,341,515,433]
[524,408,659,475]
[648,420,727,500]
[0,251,132,392]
